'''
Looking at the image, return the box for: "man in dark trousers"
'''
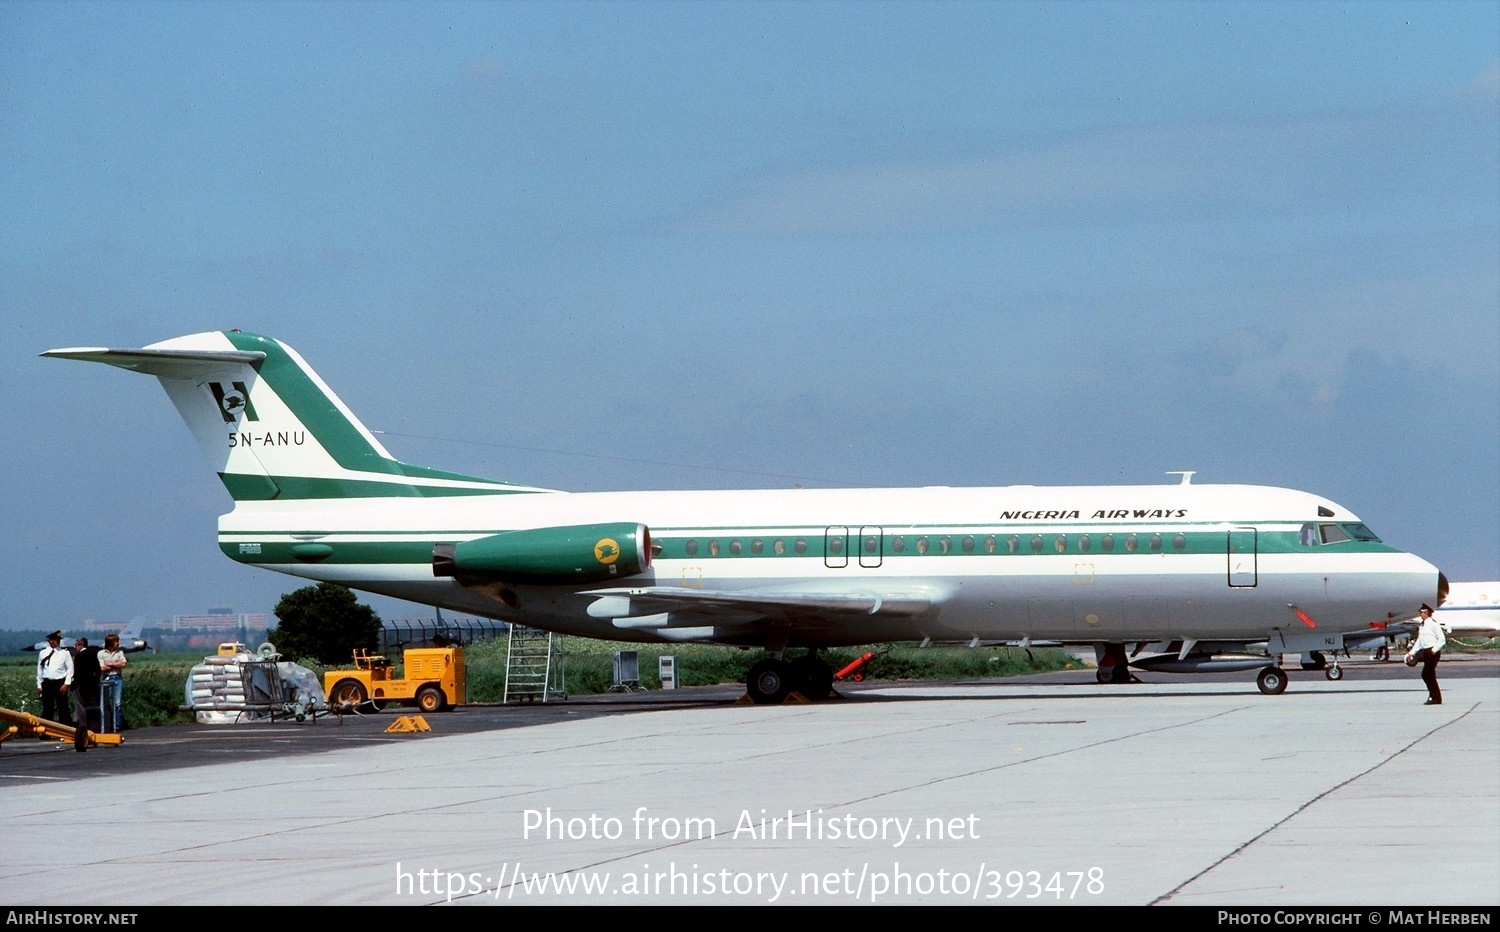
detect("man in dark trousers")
[1406,604,1446,705]
[70,636,103,750]
[35,631,74,729]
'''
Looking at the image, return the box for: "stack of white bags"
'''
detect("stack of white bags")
[184,646,326,724]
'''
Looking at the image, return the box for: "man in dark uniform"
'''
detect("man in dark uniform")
[70,636,103,748]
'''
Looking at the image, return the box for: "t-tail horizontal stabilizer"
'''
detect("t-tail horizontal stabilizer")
[44,331,548,502]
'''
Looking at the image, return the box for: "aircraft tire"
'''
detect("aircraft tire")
[1301,650,1327,671]
[1325,665,1344,682]
[330,679,368,706]
[416,685,446,713]
[1097,663,1130,684]
[1256,665,1288,696]
[789,656,833,701]
[746,659,792,705]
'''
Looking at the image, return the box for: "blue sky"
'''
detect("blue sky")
[2,1,1496,629]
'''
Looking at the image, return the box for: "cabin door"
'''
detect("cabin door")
[1228,527,1258,587]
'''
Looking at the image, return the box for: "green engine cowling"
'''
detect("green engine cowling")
[433,522,651,585]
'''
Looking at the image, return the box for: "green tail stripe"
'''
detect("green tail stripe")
[222,332,535,499]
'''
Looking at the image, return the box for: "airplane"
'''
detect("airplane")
[43,331,1446,701]
[23,618,150,654]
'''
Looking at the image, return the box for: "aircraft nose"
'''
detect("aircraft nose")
[1437,571,1450,607]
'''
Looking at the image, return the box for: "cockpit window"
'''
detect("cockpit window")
[1318,524,1351,544]
[1300,522,1380,546]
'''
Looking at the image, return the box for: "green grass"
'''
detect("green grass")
[0,652,198,728]
[458,639,1078,700]
[1,641,1079,723]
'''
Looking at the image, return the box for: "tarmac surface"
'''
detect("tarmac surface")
[1,654,1496,906]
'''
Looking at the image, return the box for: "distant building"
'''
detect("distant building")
[169,609,268,634]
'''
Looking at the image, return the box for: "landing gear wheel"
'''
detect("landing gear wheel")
[746,659,792,705]
[1257,665,1288,695]
[330,679,368,706]
[1097,663,1131,684]
[1301,650,1328,671]
[789,656,834,701]
[1325,664,1344,682]
[415,685,445,713]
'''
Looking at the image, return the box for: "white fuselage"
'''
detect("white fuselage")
[220,482,1440,648]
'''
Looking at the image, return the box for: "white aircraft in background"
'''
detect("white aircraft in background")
[1429,581,1500,638]
[24,618,150,653]
[44,332,1445,701]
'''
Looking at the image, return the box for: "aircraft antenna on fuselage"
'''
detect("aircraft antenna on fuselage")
[1168,470,1196,485]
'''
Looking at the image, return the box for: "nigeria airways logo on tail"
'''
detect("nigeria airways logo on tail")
[209,381,259,424]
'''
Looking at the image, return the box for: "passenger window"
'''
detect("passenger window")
[916,536,929,555]
[1031,535,1044,553]
[1007,536,1020,553]
[891,536,905,554]
[1101,534,1114,552]
[828,537,844,555]
[938,536,952,554]
[1054,535,1067,553]
[1173,533,1186,551]
[773,538,786,556]
[864,536,879,554]
[794,538,808,555]
[708,539,720,557]
[1149,533,1162,552]
[751,538,764,555]
[729,539,742,555]
[961,535,975,553]
[1125,534,1139,553]
[1078,534,1091,552]
[685,539,699,557]
[984,535,997,554]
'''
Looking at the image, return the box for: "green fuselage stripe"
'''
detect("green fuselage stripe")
[220,526,1400,566]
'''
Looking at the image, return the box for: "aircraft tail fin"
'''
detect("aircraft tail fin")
[116,617,149,652]
[43,331,547,502]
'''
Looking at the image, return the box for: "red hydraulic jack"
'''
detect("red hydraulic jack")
[834,652,877,682]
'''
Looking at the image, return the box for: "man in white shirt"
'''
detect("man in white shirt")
[35,630,74,727]
[1406,604,1446,705]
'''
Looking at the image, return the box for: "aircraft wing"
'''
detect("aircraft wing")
[582,585,940,623]
[1341,624,1416,650]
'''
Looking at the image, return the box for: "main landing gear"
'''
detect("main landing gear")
[1094,643,1134,684]
[745,652,835,704]
[1256,665,1288,695]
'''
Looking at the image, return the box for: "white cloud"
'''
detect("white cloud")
[673,107,1488,236]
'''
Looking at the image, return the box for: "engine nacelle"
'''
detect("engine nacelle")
[433,522,651,585]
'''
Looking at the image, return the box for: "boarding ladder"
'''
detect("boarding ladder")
[504,625,566,702]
